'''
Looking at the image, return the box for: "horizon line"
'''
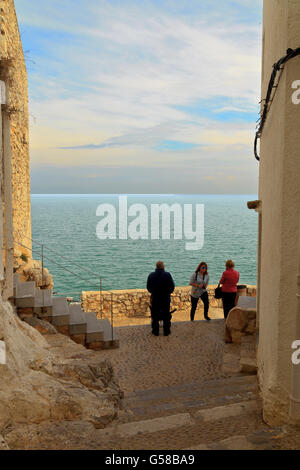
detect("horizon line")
[31,193,259,196]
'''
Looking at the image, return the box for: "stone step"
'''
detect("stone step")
[240,335,257,374]
[15,281,36,308]
[94,399,262,450]
[185,427,285,450]
[85,312,105,346]
[13,273,21,297]
[34,289,53,317]
[122,375,258,422]
[51,297,70,334]
[96,318,119,349]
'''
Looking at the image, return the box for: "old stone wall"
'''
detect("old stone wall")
[82,285,256,320]
[0,0,32,257]
[258,0,300,426]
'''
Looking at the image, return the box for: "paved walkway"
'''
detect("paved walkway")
[99,319,226,393]
[111,306,224,327]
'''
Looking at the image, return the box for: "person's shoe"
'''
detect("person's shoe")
[152,331,159,336]
[204,316,211,321]
[164,332,171,336]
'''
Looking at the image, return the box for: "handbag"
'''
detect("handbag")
[214,283,222,299]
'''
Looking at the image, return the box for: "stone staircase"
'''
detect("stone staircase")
[85,321,279,451]
[12,273,119,351]
[92,374,283,450]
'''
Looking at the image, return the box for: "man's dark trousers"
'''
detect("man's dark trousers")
[151,301,171,336]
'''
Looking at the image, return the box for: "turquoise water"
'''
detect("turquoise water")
[30,195,258,300]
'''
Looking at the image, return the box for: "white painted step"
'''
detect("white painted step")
[96,318,119,348]
[51,297,70,326]
[69,303,87,335]
[85,312,104,343]
[15,281,36,307]
[34,289,52,308]
[95,400,258,442]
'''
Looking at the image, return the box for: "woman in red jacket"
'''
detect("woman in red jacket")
[219,260,239,319]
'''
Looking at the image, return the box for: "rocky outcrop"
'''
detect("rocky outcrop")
[23,316,58,335]
[0,298,122,445]
[15,257,53,291]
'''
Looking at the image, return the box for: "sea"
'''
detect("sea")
[30,194,258,300]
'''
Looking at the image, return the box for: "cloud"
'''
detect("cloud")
[15,0,262,193]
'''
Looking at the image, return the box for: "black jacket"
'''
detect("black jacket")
[147,268,175,304]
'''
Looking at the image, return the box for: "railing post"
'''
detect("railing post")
[41,244,44,288]
[111,292,114,342]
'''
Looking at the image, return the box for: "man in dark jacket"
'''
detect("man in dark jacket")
[147,261,175,336]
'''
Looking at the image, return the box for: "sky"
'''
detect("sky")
[15,0,263,194]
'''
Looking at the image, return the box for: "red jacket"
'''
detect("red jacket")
[220,268,239,293]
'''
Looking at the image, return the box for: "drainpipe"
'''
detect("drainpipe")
[247,199,262,327]
[289,215,300,424]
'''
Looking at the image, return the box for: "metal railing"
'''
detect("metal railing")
[15,234,115,341]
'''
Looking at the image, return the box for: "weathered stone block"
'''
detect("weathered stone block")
[24,317,57,335]
[17,307,34,320]
[70,334,86,345]
[56,325,70,336]
[246,319,256,334]
[34,306,53,317]
[227,307,248,331]
[88,341,103,351]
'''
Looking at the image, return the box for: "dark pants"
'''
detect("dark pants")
[190,291,209,321]
[151,300,171,336]
[222,292,237,319]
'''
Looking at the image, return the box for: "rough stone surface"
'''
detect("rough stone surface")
[240,335,257,374]
[227,307,248,331]
[56,325,70,336]
[70,333,86,345]
[24,317,57,335]
[88,340,103,351]
[0,298,122,443]
[195,401,258,422]
[0,435,9,450]
[226,307,257,344]
[16,259,53,291]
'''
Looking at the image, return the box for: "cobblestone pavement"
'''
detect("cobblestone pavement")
[99,320,226,393]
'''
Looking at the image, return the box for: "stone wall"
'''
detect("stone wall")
[0,0,32,257]
[82,285,257,320]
